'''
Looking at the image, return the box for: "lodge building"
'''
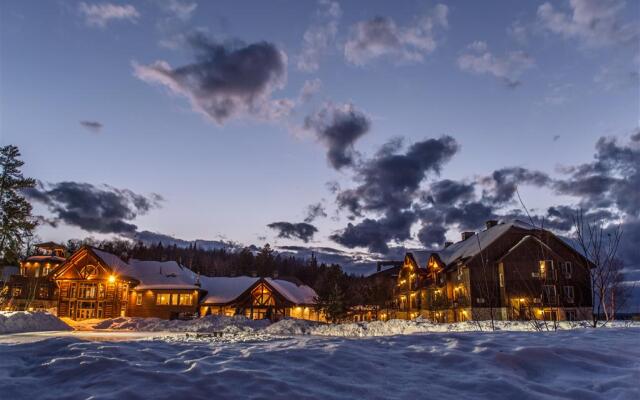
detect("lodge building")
[394,220,593,322]
[3,245,323,322]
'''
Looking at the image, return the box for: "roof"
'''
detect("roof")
[435,219,534,266]
[23,255,66,263]
[35,242,65,249]
[407,251,432,269]
[199,276,260,304]
[199,276,317,305]
[91,248,200,290]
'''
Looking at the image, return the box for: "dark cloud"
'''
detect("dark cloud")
[336,136,460,215]
[134,33,289,124]
[304,103,371,169]
[482,167,551,204]
[267,222,318,243]
[417,223,447,248]
[80,120,103,132]
[330,210,415,254]
[304,202,327,223]
[425,179,475,204]
[24,181,162,235]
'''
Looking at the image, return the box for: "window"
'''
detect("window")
[562,262,573,279]
[543,310,558,321]
[12,287,22,297]
[38,286,49,298]
[543,285,557,304]
[499,273,505,288]
[171,293,179,305]
[566,310,577,321]
[251,284,275,307]
[457,267,463,281]
[564,286,575,303]
[156,293,170,305]
[179,293,193,306]
[78,283,97,299]
[136,293,142,306]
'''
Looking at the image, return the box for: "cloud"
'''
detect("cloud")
[267,222,318,243]
[304,103,371,169]
[330,210,415,254]
[78,2,140,28]
[424,179,475,204]
[299,79,322,103]
[24,181,162,235]
[297,0,342,72]
[335,136,460,216]
[304,202,327,223]
[133,34,289,124]
[162,0,197,21]
[553,131,640,217]
[457,41,534,87]
[344,4,448,65]
[79,120,103,133]
[537,0,638,47]
[482,167,551,204]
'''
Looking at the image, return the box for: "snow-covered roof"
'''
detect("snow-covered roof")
[91,248,200,290]
[265,278,317,304]
[199,276,317,305]
[433,219,534,267]
[24,255,66,263]
[407,251,431,269]
[200,276,260,304]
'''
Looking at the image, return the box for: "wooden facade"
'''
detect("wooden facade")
[394,220,593,322]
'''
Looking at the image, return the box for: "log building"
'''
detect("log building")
[394,220,593,322]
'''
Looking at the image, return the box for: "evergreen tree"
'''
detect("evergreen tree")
[0,145,36,264]
[314,265,350,322]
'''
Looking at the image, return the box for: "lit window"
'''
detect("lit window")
[136,293,142,306]
[251,284,275,306]
[179,293,193,306]
[499,273,504,288]
[171,294,179,305]
[156,293,170,305]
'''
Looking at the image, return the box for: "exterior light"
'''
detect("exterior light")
[519,298,525,302]
[108,275,116,283]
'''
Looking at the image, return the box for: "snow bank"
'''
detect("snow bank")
[94,315,270,334]
[93,315,640,338]
[0,311,71,334]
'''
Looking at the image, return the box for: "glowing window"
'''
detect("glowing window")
[156,293,170,305]
[179,294,193,306]
[251,284,275,307]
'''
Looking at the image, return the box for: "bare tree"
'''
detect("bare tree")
[573,210,629,327]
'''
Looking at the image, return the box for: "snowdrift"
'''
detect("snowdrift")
[94,315,270,334]
[95,316,640,337]
[0,311,71,334]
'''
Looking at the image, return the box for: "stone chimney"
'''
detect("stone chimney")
[485,220,498,229]
[444,241,454,248]
[461,231,475,241]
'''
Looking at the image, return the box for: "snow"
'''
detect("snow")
[94,315,270,334]
[0,311,71,334]
[199,276,317,305]
[199,276,260,304]
[0,325,638,399]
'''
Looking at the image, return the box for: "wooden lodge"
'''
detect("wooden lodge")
[35,246,322,322]
[394,220,593,322]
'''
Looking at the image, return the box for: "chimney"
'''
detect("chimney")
[377,262,382,272]
[251,270,257,277]
[444,241,453,248]
[485,220,498,229]
[461,231,475,241]
[273,270,279,279]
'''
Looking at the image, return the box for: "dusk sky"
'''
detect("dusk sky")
[1,0,638,273]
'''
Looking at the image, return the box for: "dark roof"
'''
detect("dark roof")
[35,241,66,250]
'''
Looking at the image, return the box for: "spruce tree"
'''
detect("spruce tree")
[0,145,37,264]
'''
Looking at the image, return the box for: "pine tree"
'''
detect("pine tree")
[0,145,37,264]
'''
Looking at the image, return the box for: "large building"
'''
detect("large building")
[47,246,321,321]
[394,220,593,322]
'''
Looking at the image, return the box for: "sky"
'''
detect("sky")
[0,0,638,275]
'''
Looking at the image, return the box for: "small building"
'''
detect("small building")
[394,220,593,322]
[1,242,66,311]
[199,276,323,321]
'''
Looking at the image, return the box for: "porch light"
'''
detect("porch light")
[108,275,116,283]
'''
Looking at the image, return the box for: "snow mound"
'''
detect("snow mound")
[94,315,270,334]
[0,311,71,334]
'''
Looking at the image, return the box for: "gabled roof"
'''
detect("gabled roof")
[407,251,432,269]
[199,276,317,305]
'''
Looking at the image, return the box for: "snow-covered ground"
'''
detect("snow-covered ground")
[1,314,639,399]
[0,327,638,399]
[0,311,71,334]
